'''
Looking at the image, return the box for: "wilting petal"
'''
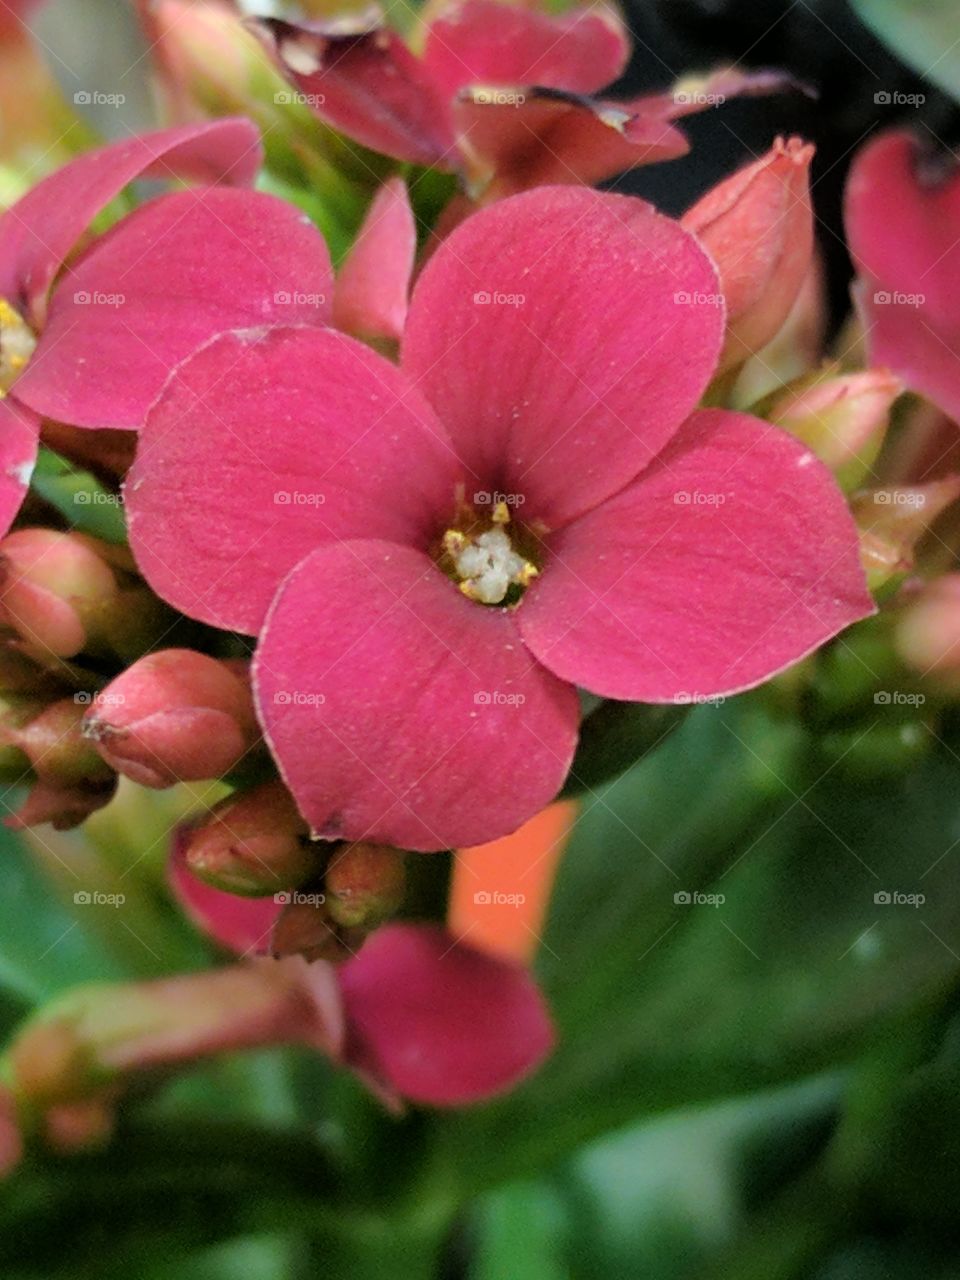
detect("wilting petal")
[422,0,628,101]
[253,539,580,852]
[403,186,723,528]
[519,408,874,701]
[169,832,280,955]
[14,188,332,431]
[453,87,689,195]
[256,17,454,166]
[339,923,554,1106]
[0,119,261,327]
[333,177,416,342]
[127,326,460,635]
[846,131,960,420]
[0,398,38,538]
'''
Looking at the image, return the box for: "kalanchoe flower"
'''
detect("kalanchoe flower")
[82,649,261,788]
[127,186,872,851]
[333,177,417,344]
[0,117,334,537]
[254,0,802,197]
[682,136,815,373]
[183,779,318,897]
[846,130,960,423]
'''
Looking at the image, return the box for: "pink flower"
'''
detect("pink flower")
[256,0,796,196]
[127,186,872,851]
[168,844,551,1105]
[846,129,960,422]
[0,118,333,537]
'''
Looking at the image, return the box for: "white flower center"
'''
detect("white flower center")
[441,501,538,606]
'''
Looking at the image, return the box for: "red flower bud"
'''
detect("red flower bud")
[896,575,960,677]
[183,780,317,896]
[325,841,406,928]
[271,897,347,965]
[82,649,260,788]
[0,528,118,659]
[683,135,814,372]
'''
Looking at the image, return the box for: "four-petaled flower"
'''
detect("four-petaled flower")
[127,186,872,852]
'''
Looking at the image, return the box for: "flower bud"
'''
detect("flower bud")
[2,697,116,828]
[325,842,406,928]
[183,780,317,896]
[853,478,960,592]
[0,528,118,659]
[82,649,260,788]
[762,366,901,489]
[5,960,343,1110]
[683,135,814,372]
[895,575,960,677]
[271,897,348,965]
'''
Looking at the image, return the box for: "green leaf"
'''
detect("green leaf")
[30,448,126,543]
[851,0,960,102]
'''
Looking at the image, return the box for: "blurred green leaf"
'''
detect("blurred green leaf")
[851,0,960,102]
[31,448,126,543]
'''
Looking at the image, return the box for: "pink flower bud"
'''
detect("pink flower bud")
[82,649,260,788]
[183,779,317,896]
[896,575,960,676]
[272,897,348,965]
[0,528,118,659]
[763,366,901,489]
[683,135,815,372]
[325,841,406,928]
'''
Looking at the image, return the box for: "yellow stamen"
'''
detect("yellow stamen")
[0,297,36,396]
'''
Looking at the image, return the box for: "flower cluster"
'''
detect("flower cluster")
[6,0,958,1166]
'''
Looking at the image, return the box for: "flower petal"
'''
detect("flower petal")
[518,408,874,701]
[253,539,580,852]
[0,119,261,327]
[422,0,629,101]
[403,186,724,527]
[127,327,460,635]
[333,177,416,343]
[0,397,38,538]
[339,923,554,1106]
[13,188,332,431]
[452,87,690,196]
[846,130,960,419]
[256,17,454,167]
